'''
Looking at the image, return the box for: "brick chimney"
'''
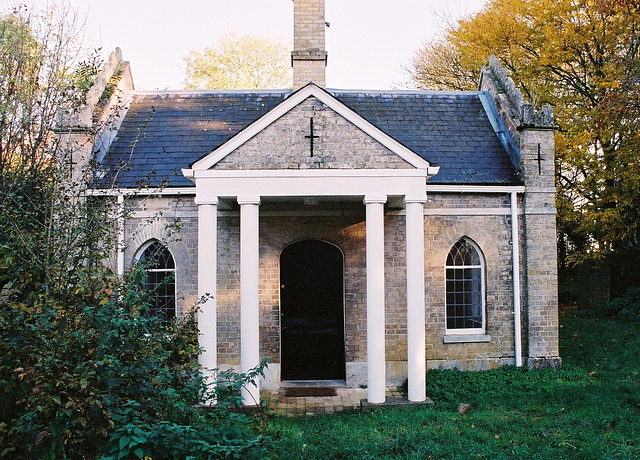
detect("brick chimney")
[292,0,328,88]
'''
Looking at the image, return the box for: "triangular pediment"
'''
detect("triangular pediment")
[190,84,433,172]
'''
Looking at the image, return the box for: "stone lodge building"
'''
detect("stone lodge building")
[62,0,561,405]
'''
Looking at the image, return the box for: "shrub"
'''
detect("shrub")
[426,365,588,404]
[0,5,273,457]
[604,287,640,321]
[0,268,272,459]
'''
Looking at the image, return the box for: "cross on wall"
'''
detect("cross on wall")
[304,117,320,157]
[536,143,545,175]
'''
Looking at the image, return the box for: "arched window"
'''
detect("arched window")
[137,241,176,325]
[445,238,485,333]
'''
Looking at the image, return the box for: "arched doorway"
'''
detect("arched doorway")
[280,239,346,381]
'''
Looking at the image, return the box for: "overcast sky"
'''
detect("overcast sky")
[17,0,487,91]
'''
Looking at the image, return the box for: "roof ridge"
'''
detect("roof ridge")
[328,89,484,97]
[129,88,485,97]
[130,89,294,97]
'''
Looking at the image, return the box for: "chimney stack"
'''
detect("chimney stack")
[292,0,327,88]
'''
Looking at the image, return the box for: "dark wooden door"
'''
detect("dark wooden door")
[280,240,346,380]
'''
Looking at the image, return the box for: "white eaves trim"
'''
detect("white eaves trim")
[425,184,525,193]
[190,83,435,172]
[189,169,431,179]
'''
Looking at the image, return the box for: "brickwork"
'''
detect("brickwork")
[425,193,511,209]
[292,58,327,89]
[520,128,561,367]
[292,0,327,88]
[293,0,326,52]
[213,98,413,170]
[480,55,561,367]
[123,196,199,317]
[423,208,518,370]
[384,214,407,364]
[116,192,517,387]
[217,215,241,363]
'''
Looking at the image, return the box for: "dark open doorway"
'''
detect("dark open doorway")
[280,239,346,381]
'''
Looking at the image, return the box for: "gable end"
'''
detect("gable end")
[189,84,434,172]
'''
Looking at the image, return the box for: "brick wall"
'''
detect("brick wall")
[480,56,561,368]
[123,196,199,317]
[120,192,522,386]
[520,128,561,367]
[422,209,517,370]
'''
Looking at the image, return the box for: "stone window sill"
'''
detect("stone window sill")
[443,334,491,344]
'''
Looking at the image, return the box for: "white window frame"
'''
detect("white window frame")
[444,238,486,336]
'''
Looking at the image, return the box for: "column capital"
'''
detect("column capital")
[194,195,219,206]
[237,195,261,206]
[363,194,387,205]
[404,194,428,204]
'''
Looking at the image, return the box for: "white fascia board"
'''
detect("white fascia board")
[190,84,432,171]
[425,184,525,194]
[193,169,427,198]
[193,169,429,179]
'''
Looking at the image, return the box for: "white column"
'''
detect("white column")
[238,196,261,405]
[196,196,219,403]
[364,194,387,404]
[405,194,427,402]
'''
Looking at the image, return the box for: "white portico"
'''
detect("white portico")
[183,84,438,405]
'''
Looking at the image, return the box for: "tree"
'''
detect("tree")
[0,5,273,457]
[0,3,97,299]
[407,37,479,92]
[409,0,640,291]
[183,32,292,89]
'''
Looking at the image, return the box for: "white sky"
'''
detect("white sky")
[17,0,487,91]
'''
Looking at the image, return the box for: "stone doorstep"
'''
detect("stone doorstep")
[280,379,346,388]
[261,387,434,417]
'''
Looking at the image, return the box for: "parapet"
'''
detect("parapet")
[57,48,135,131]
[479,55,555,139]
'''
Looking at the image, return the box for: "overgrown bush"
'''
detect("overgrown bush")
[0,7,272,456]
[603,287,640,321]
[0,266,272,459]
[426,365,588,404]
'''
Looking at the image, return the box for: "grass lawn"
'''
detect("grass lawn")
[265,311,640,459]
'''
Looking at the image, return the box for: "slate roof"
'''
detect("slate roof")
[98,88,521,188]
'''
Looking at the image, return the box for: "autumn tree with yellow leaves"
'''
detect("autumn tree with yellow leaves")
[183,32,292,89]
[409,0,640,293]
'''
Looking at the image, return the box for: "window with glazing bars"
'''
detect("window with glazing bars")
[445,239,484,330]
[138,241,176,325]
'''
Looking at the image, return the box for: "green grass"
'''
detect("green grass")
[265,312,640,459]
